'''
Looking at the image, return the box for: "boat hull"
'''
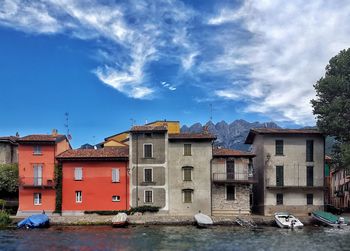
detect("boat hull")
[112,213,128,228]
[17,214,50,229]
[274,212,303,229]
[194,213,213,228]
[312,211,348,228]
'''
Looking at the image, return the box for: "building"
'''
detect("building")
[330,166,350,209]
[0,136,18,164]
[17,132,71,216]
[167,133,215,216]
[245,128,325,216]
[129,125,168,211]
[211,148,256,216]
[57,147,129,215]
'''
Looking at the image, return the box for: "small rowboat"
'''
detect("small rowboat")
[194,213,213,228]
[17,213,50,229]
[112,213,128,227]
[274,212,303,229]
[312,210,348,228]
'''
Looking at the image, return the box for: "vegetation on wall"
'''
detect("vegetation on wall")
[311,48,350,169]
[85,206,160,215]
[0,163,18,195]
[54,164,63,214]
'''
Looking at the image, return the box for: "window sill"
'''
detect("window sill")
[141,182,156,186]
[142,157,155,159]
[74,179,83,181]
[34,204,42,206]
[33,153,42,156]
[112,200,121,202]
[112,181,120,183]
[183,155,192,157]
[275,154,285,156]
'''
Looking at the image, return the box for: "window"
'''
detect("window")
[33,145,42,155]
[75,191,82,203]
[276,166,284,186]
[306,140,314,162]
[307,166,314,186]
[307,194,313,205]
[144,168,153,182]
[276,193,283,205]
[74,167,83,180]
[226,185,235,201]
[275,140,284,155]
[33,164,43,186]
[183,166,192,181]
[34,193,41,205]
[144,190,153,203]
[144,144,153,158]
[112,195,120,202]
[184,144,191,156]
[183,189,193,203]
[112,168,120,183]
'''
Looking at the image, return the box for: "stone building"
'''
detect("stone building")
[245,128,325,216]
[0,136,18,164]
[168,133,215,216]
[330,166,350,209]
[211,148,256,216]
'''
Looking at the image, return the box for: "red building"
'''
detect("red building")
[56,147,129,215]
[17,133,71,216]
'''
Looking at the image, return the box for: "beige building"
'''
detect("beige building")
[211,148,256,216]
[0,136,18,164]
[245,128,325,216]
[168,133,215,216]
[330,167,350,209]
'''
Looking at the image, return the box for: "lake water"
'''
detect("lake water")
[1,225,350,251]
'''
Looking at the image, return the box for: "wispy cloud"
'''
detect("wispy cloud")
[161,81,176,91]
[205,0,350,124]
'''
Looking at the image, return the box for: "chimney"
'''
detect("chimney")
[52,129,58,136]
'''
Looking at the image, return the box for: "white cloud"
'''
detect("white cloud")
[160,81,176,91]
[207,0,350,125]
[215,90,239,100]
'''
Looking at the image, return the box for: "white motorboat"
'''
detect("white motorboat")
[194,213,213,228]
[112,212,128,227]
[274,212,303,229]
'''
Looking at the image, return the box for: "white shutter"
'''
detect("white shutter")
[74,168,82,180]
[112,168,120,182]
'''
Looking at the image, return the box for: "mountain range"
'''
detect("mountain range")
[181,119,280,151]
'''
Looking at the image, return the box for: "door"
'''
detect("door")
[34,165,42,186]
[226,160,235,180]
[307,166,314,186]
[276,166,284,186]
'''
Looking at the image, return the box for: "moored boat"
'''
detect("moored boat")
[312,210,348,228]
[194,213,213,228]
[17,213,50,229]
[112,213,128,227]
[274,212,303,229]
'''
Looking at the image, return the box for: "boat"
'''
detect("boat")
[312,210,348,227]
[112,213,128,227]
[194,213,213,228]
[17,213,50,229]
[274,212,303,229]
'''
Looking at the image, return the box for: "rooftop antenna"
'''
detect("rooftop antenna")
[64,112,72,140]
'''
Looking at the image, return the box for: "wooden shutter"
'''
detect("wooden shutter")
[112,168,120,182]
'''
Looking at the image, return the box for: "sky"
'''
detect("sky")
[0,0,350,148]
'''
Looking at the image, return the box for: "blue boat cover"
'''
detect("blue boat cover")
[17,214,50,228]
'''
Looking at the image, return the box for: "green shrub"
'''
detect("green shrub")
[0,211,11,227]
[129,206,160,214]
[84,210,129,215]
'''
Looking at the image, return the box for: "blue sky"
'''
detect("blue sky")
[0,0,350,148]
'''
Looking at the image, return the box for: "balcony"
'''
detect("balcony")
[266,178,324,190]
[20,177,55,189]
[213,172,257,184]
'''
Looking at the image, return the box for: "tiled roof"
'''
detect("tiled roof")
[0,136,18,145]
[213,148,255,157]
[168,133,216,140]
[17,134,67,143]
[57,146,129,160]
[245,128,323,144]
[130,125,168,132]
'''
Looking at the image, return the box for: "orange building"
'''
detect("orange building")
[57,147,129,215]
[17,133,71,216]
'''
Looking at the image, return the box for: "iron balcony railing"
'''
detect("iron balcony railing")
[213,172,256,184]
[266,178,324,189]
[20,177,55,188]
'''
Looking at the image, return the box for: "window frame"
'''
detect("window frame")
[276,193,283,205]
[74,167,83,181]
[75,191,82,203]
[226,185,235,201]
[112,168,120,183]
[306,193,313,205]
[306,140,314,162]
[144,168,153,183]
[144,190,153,203]
[182,166,193,181]
[275,140,284,156]
[33,145,42,155]
[183,189,193,203]
[184,144,192,156]
[143,143,153,158]
[33,193,42,205]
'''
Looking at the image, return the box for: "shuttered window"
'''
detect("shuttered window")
[183,167,192,181]
[145,190,153,203]
[144,144,153,158]
[144,168,153,182]
[275,140,284,155]
[184,144,191,156]
[112,168,120,183]
[74,168,83,180]
[183,189,193,203]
